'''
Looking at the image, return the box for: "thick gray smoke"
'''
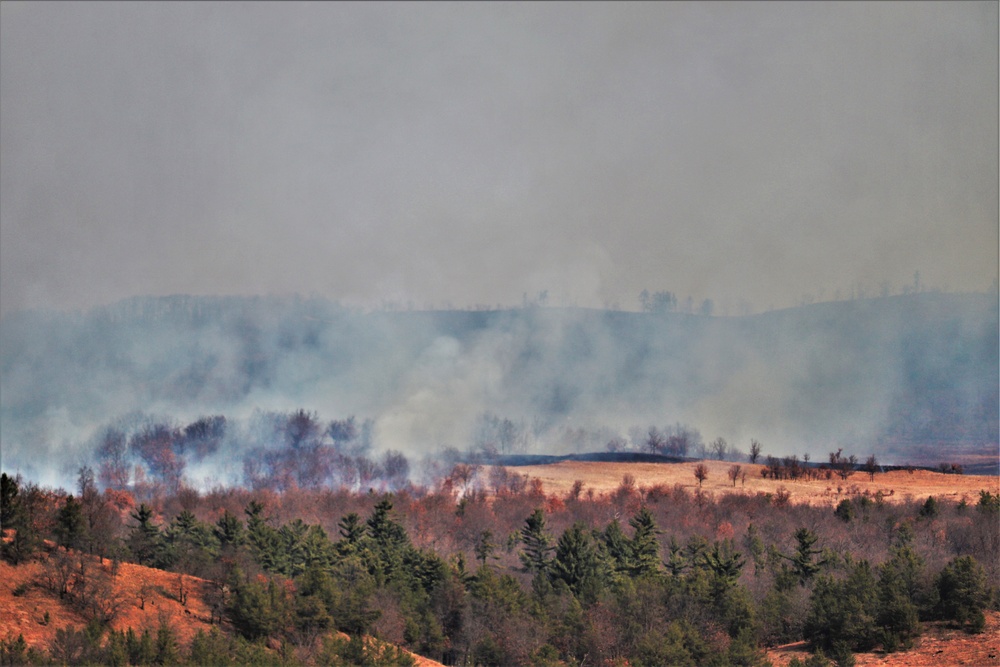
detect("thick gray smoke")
[1,293,996,489]
[2,4,997,319]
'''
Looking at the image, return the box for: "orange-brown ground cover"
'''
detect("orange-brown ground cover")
[766,611,1000,666]
[0,551,444,666]
[513,460,1000,506]
[0,555,214,650]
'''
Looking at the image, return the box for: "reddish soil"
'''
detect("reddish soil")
[0,554,214,649]
[513,460,1000,506]
[766,611,1000,666]
[0,550,443,666]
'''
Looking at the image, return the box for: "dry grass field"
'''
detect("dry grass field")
[512,459,1000,506]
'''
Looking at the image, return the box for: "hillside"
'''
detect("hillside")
[1,459,997,667]
[0,548,443,666]
[3,538,995,667]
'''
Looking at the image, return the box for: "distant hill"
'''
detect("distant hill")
[1,292,996,482]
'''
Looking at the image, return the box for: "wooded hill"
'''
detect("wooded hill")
[2,468,998,666]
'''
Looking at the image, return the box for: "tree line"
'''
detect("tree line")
[2,467,998,666]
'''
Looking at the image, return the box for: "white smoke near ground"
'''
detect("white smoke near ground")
[0,293,996,490]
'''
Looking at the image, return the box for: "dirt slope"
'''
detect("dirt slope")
[0,552,443,666]
[766,612,1000,666]
[0,556,214,649]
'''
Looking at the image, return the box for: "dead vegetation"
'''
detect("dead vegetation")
[512,459,1000,507]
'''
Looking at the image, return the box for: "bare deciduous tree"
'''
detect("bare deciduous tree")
[863,455,878,482]
[711,437,728,461]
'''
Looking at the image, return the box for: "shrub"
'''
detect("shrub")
[936,555,990,632]
[803,562,878,653]
[918,496,938,519]
[834,499,854,523]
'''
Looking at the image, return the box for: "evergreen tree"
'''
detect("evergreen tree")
[366,497,410,582]
[474,529,498,566]
[1,473,18,529]
[519,508,554,575]
[128,503,162,566]
[245,500,283,573]
[54,495,86,551]
[602,518,633,578]
[918,496,938,519]
[936,555,989,632]
[225,566,292,641]
[1,476,43,565]
[367,498,409,548]
[214,510,245,551]
[703,539,746,589]
[804,561,879,653]
[551,522,602,600]
[783,528,826,586]
[628,506,661,577]
[163,509,219,574]
[664,535,689,577]
[876,556,921,651]
[338,512,365,546]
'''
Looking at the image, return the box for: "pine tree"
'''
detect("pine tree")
[54,495,86,551]
[1,478,43,564]
[783,528,826,586]
[214,510,245,551]
[804,561,878,653]
[163,509,219,573]
[664,535,689,577]
[366,497,411,583]
[703,539,746,590]
[629,506,661,577]
[245,501,282,573]
[551,523,602,600]
[602,519,633,577]
[519,508,554,575]
[936,555,989,631]
[337,512,365,554]
[474,530,498,566]
[128,504,162,566]
[1,473,18,529]
[876,556,921,651]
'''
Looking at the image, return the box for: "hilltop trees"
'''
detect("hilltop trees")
[863,455,879,482]
[829,449,857,480]
[639,289,678,313]
[710,437,729,461]
[641,423,702,457]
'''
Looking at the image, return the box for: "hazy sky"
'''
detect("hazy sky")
[2,2,997,318]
